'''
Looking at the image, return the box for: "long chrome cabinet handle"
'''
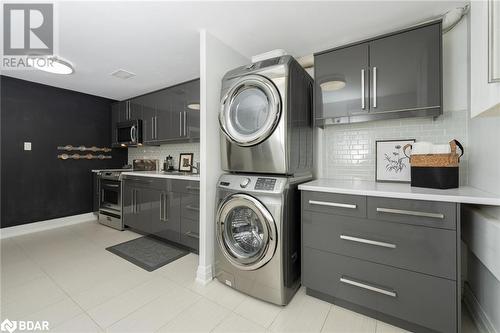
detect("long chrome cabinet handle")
[340,277,397,297]
[160,193,164,221]
[372,67,377,108]
[151,117,155,140]
[184,111,187,136]
[376,207,444,219]
[361,69,365,110]
[340,235,396,249]
[308,200,357,209]
[164,193,169,221]
[179,111,182,136]
[155,116,158,140]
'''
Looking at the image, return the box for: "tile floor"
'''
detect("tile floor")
[0,221,479,333]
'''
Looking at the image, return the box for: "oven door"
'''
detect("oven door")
[99,179,121,212]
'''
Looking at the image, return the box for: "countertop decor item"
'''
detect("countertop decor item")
[376,139,415,183]
[178,153,194,172]
[403,139,464,189]
[57,154,111,160]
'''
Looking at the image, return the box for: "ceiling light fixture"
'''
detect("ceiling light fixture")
[32,56,74,75]
[187,103,200,110]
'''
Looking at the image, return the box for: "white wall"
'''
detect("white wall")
[470,1,500,118]
[197,30,249,284]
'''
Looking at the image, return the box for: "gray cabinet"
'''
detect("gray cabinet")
[122,178,154,234]
[151,189,181,243]
[111,79,200,147]
[301,191,460,333]
[123,176,199,251]
[369,23,441,114]
[314,21,442,126]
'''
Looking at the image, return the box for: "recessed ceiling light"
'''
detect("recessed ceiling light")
[111,69,136,80]
[33,56,74,75]
[187,103,200,110]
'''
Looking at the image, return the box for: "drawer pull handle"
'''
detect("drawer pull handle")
[340,277,397,298]
[376,207,444,219]
[308,200,357,209]
[185,231,200,239]
[185,205,200,212]
[340,235,396,249]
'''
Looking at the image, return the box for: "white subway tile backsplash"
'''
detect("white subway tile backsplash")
[128,142,200,170]
[321,110,468,184]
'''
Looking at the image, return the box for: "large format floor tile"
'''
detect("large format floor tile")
[0,221,481,333]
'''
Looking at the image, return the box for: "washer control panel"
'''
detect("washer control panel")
[254,178,277,191]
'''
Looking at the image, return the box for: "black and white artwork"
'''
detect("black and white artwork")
[376,139,415,183]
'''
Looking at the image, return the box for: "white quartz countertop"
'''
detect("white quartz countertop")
[91,168,132,172]
[121,171,200,181]
[298,179,500,206]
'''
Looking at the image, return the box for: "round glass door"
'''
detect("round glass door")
[219,75,281,147]
[216,194,277,270]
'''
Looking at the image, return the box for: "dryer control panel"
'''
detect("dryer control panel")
[254,178,277,191]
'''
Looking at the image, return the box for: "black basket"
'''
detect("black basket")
[410,167,459,189]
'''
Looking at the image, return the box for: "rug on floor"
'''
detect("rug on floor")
[106,236,189,271]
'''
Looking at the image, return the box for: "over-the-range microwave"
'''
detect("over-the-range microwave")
[116,119,143,146]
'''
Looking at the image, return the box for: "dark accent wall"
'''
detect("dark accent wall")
[1,76,127,228]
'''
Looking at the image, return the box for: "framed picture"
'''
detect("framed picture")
[376,139,415,183]
[178,153,194,172]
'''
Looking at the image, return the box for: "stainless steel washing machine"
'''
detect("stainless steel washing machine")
[219,56,314,175]
[214,173,311,305]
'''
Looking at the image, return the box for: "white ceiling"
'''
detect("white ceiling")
[2,1,466,100]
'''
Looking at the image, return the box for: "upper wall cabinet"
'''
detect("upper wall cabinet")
[470,1,500,117]
[314,21,442,126]
[111,79,200,147]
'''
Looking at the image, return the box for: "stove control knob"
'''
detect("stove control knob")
[240,178,251,188]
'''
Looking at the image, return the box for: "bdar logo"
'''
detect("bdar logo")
[0,319,17,333]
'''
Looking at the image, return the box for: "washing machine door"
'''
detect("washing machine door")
[216,193,277,270]
[219,74,282,147]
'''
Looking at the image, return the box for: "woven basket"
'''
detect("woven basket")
[403,140,463,167]
[403,140,464,189]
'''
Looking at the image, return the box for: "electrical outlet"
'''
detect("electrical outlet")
[24,142,32,151]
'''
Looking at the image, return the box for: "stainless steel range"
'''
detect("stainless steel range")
[98,170,125,230]
[97,159,157,230]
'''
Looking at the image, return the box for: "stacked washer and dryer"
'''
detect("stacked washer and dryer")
[215,55,314,305]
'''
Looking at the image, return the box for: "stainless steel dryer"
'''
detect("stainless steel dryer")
[219,56,314,175]
[214,173,311,305]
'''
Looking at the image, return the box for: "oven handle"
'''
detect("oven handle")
[130,125,137,143]
[103,184,120,188]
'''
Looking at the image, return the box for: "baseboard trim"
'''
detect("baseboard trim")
[195,264,213,285]
[0,213,97,239]
[463,282,498,333]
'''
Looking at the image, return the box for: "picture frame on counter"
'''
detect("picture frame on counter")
[376,139,415,183]
[179,153,194,172]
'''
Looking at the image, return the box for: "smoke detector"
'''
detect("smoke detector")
[111,69,136,80]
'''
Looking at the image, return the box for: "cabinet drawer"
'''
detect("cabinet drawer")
[367,197,456,230]
[303,248,456,333]
[173,180,200,194]
[302,192,366,218]
[180,217,199,251]
[181,194,199,221]
[302,211,456,279]
[122,176,166,190]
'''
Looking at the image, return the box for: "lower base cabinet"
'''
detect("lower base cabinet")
[301,191,460,333]
[123,176,199,251]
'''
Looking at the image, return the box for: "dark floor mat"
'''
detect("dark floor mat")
[106,236,189,271]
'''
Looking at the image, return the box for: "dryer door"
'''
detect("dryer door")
[216,193,277,270]
[219,75,282,147]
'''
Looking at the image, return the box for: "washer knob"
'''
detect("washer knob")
[240,178,251,188]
